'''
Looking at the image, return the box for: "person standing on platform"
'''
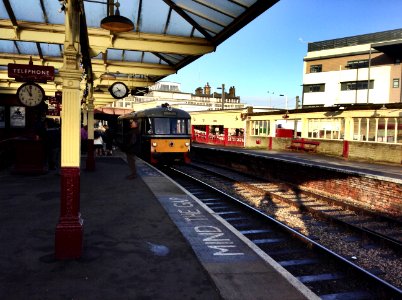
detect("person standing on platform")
[103,124,114,156]
[93,129,104,156]
[124,118,140,180]
[80,124,88,154]
[44,118,61,170]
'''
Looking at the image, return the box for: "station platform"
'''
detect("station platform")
[192,144,402,182]
[0,154,315,300]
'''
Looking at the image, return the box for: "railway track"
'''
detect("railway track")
[160,163,402,299]
[189,162,402,248]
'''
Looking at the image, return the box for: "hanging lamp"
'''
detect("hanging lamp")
[100,0,134,32]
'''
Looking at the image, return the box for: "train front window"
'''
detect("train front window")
[153,118,170,134]
[172,119,188,134]
[153,118,189,134]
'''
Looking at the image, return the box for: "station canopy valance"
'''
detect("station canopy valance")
[0,0,279,107]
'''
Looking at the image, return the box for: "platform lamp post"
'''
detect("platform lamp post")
[217,84,225,110]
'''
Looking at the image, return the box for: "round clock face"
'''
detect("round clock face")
[109,82,129,99]
[17,82,45,107]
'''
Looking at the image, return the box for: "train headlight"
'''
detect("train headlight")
[152,142,157,147]
[185,142,190,147]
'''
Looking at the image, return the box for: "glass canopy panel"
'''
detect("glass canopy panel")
[84,1,106,29]
[16,41,39,56]
[206,0,247,16]
[120,0,139,29]
[142,52,162,64]
[192,29,204,39]
[140,1,170,34]
[44,0,66,25]
[40,43,62,57]
[0,1,8,19]
[158,54,182,65]
[0,40,18,54]
[166,10,194,37]
[176,0,233,27]
[107,49,124,61]
[123,51,142,62]
[10,0,45,23]
[188,13,223,34]
[240,0,259,7]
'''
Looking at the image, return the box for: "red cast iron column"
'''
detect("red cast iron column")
[55,0,83,259]
[55,167,83,259]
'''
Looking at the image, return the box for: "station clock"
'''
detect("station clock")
[17,82,45,107]
[108,82,129,99]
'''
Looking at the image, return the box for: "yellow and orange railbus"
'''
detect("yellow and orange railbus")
[116,104,191,164]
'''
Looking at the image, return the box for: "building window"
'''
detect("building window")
[351,117,402,143]
[341,80,374,91]
[308,118,343,140]
[346,59,369,69]
[251,120,270,136]
[310,64,322,73]
[303,84,325,93]
[393,78,400,88]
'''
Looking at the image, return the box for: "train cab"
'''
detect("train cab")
[117,104,191,164]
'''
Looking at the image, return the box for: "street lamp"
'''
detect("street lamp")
[267,91,288,110]
[279,94,288,110]
[267,91,275,108]
[279,94,290,119]
[217,84,225,110]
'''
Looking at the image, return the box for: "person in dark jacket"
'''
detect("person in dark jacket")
[103,124,114,156]
[44,118,61,170]
[125,118,140,179]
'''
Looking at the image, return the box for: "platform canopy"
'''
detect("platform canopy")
[0,0,279,107]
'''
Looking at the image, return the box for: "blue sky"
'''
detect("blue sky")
[166,0,402,109]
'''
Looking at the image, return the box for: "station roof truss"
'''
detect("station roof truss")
[0,0,279,107]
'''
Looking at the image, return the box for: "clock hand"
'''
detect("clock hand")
[26,86,32,97]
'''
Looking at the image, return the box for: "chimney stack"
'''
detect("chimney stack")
[204,82,211,95]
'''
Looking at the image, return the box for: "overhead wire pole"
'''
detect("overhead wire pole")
[221,83,225,110]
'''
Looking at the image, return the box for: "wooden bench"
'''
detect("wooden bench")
[287,138,320,152]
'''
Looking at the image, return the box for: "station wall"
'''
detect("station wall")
[191,147,402,218]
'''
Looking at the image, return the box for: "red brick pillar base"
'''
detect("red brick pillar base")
[342,140,349,159]
[55,167,83,259]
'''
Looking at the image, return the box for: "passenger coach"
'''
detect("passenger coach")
[116,104,191,164]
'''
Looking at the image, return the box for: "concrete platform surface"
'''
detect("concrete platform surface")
[0,156,313,300]
[0,157,221,300]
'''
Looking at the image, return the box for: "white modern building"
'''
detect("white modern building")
[108,81,246,112]
[303,28,402,107]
